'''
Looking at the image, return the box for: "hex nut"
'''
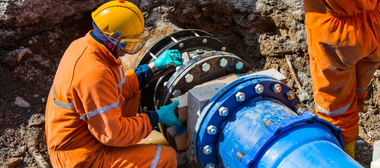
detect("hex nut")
[185,74,194,83]
[235,61,243,70]
[287,91,295,100]
[202,63,211,72]
[219,107,229,116]
[273,83,282,93]
[235,92,245,102]
[207,125,217,135]
[255,84,264,94]
[220,58,228,67]
[172,90,182,97]
[205,162,215,168]
[203,145,212,155]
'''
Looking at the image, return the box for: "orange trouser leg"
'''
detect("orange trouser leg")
[356,55,380,112]
[305,2,380,145]
[310,54,359,145]
[91,144,177,168]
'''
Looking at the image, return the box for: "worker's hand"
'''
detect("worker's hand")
[156,100,182,127]
[153,49,183,71]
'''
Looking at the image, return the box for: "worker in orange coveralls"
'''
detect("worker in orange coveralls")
[45,1,183,167]
[304,0,380,158]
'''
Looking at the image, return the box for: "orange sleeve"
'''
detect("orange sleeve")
[74,63,152,147]
[123,69,140,98]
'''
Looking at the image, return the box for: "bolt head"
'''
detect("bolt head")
[202,63,211,72]
[203,38,208,44]
[255,84,264,94]
[207,125,217,135]
[235,92,245,102]
[219,107,229,116]
[179,43,184,48]
[203,145,212,155]
[273,83,282,93]
[220,58,228,67]
[185,74,193,83]
[172,90,182,97]
[196,49,204,54]
[205,162,215,168]
[287,91,295,100]
[221,47,226,51]
[235,61,243,70]
[143,106,148,112]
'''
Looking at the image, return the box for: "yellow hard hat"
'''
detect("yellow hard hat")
[92,0,151,54]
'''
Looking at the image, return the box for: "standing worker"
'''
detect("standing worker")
[45,1,183,167]
[304,0,380,158]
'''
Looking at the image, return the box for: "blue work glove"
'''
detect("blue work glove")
[153,49,183,71]
[156,100,182,127]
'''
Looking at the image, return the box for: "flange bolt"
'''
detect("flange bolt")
[221,47,226,51]
[179,43,184,48]
[196,49,204,54]
[207,125,217,135]
[220,58,228,67]
[143,106,148,112]
[205,162,215,168]
[202,63,210,72]
[219,107,229,117]
[264,119,274,128]
[272,83,282,93]
[287,91,295,100]
[203,145,212,155]
[236,61,243,70]
[172,90,182,98]
[235,92,245,102]
[203,38,208,44]
[185,74,193,83]
[255,84,264,94]
[236,151,246,161]
[296,105,307,115]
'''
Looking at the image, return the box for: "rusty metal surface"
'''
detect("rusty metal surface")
[120,25,181,72]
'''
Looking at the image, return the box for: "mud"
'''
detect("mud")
[0,0,378,167]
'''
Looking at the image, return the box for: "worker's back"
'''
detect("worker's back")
[45,31,122,167]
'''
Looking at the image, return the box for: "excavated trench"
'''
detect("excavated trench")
[0,0,379,167]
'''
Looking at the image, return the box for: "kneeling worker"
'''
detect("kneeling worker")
[45,1,182,167]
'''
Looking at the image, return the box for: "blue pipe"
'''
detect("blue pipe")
[194,75,363,168]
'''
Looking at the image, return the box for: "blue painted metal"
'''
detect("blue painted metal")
[194,75,363,168]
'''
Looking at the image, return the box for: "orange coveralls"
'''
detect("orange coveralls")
[45,31,177,167]
[304,0,380,145]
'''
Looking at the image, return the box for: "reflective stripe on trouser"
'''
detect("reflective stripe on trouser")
[150,145,162,168]
[305,2,380,145]
[83,144,177,168]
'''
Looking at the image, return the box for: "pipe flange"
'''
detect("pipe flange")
[194,75,301,167]
[138,30,229,113]
[158,52,252,107]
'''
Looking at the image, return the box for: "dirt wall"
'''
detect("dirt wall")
[0,0,377,167]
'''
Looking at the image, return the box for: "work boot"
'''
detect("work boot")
[344,141,355,159]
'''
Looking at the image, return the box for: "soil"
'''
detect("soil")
[0,0,379,168]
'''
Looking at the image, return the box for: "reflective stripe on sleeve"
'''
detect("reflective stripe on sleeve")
[117,66,125,89]
[80,100,119,120]
[356,85,368,93]
[52,85,74,109]
[149,145,162,168]
[315,100,353,116]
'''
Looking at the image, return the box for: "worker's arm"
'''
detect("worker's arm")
[76,67,153,147]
